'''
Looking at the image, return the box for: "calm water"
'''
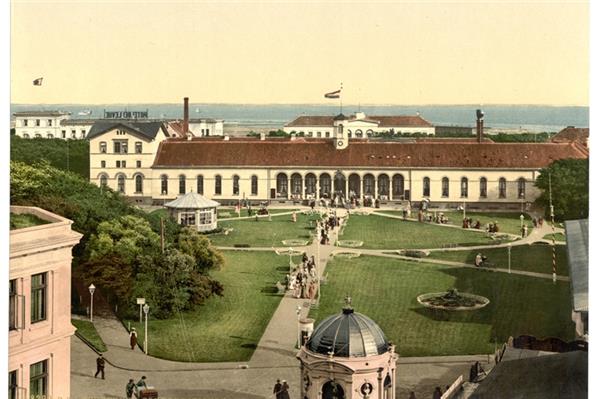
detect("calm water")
[10,103,589,132]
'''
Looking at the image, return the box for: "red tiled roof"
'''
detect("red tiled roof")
[551,127,589,145]
[285,114,433,128]
[153,138,588,169]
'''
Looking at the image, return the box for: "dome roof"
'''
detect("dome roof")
[164,191,220,209]
[333,113,347,121]
[306,307,389,357]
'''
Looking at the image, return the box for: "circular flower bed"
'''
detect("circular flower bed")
[275,248,304,256]
[337,240,364,248]
[417,289,489,311]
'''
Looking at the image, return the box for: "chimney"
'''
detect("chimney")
[183,97,189,134]
[259,132,266,141]
[224,135,230,141]
[476,109,484,143]
[290,133,296,141]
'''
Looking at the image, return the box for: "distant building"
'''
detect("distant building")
[551,127,589,148]
[12,111,95,139]
[283,112,435,139]
[9,206,82,399]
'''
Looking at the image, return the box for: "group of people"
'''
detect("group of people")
[287,253,318,299]
[532,216,544,228]
[319,212,340,244]
[94,354,151,398]
[418,210,449,224]
[272,379,291,399]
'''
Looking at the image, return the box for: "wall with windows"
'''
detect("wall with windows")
[9,206,82,399]
[89,126,167,202]
[14,114,71,139]
[188,120,224,137]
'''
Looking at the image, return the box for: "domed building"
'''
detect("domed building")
[297,299,397,399]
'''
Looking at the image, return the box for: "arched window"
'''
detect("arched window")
[117,175,125,193]
[215,175,222,195]
[392,174,404,199]
[479,177,487,198]
[197,175,204,194]
[135,175,143,193]
[161,175,168,195]
[305,173,316,196]
[366,129,374,136]
[499,177,507,198]
[363,174,375,196]
[355,129,363,137]
[34,134,42,138]
[291,173,302,195]
[47,134,53,139]
[99,174,108,187]
[179,175,186,194]
[277,173,288,197]
[23,133,30,138]
[251,175,258,195]
[377,174,390,197]
[518,178,526,198]
[233,175,240,195]
[423,177,430,197]
[319,173,332,198]
[441,177,449,197]
[461,177,468,198]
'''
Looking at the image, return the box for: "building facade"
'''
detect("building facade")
[89,130,588,208]
[283,112,436,138]
[9,206,82,399]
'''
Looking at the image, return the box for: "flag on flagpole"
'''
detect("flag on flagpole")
[324,89,341,99]
[33,78,43,86]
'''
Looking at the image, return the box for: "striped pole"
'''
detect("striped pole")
[549,173,557,283]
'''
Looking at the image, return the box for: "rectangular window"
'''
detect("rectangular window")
[206,128,210,135]
[100,161,106,168]
[35,119,40,127]
[180,212,196,226]
[30,360,48,398]
[47,119,52,126]
[9,280,17,331]
[116,161,121,168]
[135,142,142,154]
[113,142,121,153]
[62,130,66,138]
[325,132,330,138]
[136,160,141,168]
[122,160,126,168]
[251,177,258,195]
[71,130,76,139]
[100,142,107,153]
[31,273,46,323]
[24,120,28,127]
[9,370,17,399]
[199,210,212,225]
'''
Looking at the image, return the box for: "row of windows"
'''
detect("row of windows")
[9,359,48,399]
[99,141,143,154]
[9,273,47,332]
[100,160,142,168]
[21,129,86,139]
[23,119,50,127]
[100,173,528,199]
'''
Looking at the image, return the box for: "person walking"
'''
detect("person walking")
[136,375,148,388]
[94,354,105,379]
[126,379,136,399]
[409,392,417,399]
[432,386,443,399]
[280,380,290,399]
[130,328,138,350]
[273,379,283,399]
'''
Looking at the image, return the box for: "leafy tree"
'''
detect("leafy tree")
[534,159,588,221]
[77,254,134,301]
[177,227,225,272]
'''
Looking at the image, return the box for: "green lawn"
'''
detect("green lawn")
[72,319,107,352]
[127,250,288,362]
[310,256,574,357]
[377,210,533,236]
[210,212,322,247]
[427,244,569,275]
[543,232,566,242]
[218,207,299,218]
[341,214,501,249]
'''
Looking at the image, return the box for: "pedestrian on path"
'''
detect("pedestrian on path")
[136,375,148,388]
[126,379,136,399]
[273,379,282,399]
[432,386,442,399]
[94,354,105,379]
[280,380,290,399]
[409,391,417,399]
[130,327,138,350]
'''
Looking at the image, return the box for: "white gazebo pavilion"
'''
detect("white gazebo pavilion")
[164,192,220,232]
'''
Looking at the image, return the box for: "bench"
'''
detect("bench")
[275,281,286,294]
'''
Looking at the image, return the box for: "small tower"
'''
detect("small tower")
[333,113,349,150]
[297,297,397,399]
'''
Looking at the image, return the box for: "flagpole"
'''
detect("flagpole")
[339,82,343,114]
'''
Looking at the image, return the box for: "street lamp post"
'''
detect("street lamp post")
[289,247,294,274]
[143,304,150,355]
[507,243,512,274]
[463,200,466,220]
[296,305,302,348]
[88,284,96,322]
[520,214,524,230]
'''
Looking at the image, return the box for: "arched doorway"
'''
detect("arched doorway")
[392,174,404,200]
[322,381,345,399]
[305,173,317,197]
[348,173,361,199]
[333,171,346,199]
[378,174,390,199]
[363,174,375,197]
[276,173,288,198]
[291,173,303,198]
[319,173,332,198]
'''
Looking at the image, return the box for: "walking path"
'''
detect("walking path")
[72,206,565,398]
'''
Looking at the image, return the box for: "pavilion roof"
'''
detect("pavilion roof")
[164,191,220,209]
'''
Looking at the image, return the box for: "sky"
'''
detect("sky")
[10,0,589,105]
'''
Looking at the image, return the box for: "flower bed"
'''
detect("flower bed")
[337,240,364,248]
[417,289,489,311]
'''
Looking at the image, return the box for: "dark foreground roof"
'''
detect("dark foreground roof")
[87,121,166,140]
[285,114,433,128]
[152,138,588,169]
[471,351,587,399]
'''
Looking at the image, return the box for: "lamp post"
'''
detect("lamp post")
[143,304,150,355]
[88,284,96,322]
[296,305,302,348]
[507,243,512,274]
[463,200,466,220]
[520,214,524,230]
[289,247,294,274]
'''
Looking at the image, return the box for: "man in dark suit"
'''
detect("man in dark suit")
[94,354,105,379]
